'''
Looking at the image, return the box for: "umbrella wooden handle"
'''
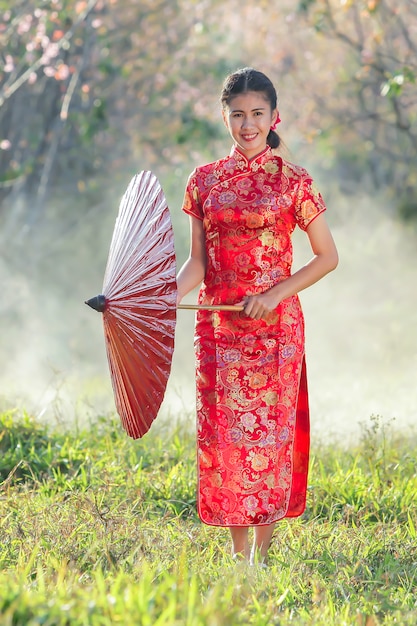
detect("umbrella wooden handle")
[178,304,244,312]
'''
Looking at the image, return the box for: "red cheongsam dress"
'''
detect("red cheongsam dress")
[181,145,326,526]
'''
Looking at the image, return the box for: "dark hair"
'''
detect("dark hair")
[220,67,280,149]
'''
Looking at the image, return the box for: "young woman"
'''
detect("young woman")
[176,67,338,565]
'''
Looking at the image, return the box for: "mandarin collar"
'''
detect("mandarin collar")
[230,144,272,168]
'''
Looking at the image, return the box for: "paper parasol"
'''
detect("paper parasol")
[86,171,241,439]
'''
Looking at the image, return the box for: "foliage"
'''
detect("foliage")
[1,0,416,259]
[0,0,111,214]
[0,1,237,213]
[298,0,417,217]
[0,410,416,624]
[0,0,246,264]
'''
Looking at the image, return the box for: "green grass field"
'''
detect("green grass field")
[0,410,416,625]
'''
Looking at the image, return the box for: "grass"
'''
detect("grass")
[0,410,416,625]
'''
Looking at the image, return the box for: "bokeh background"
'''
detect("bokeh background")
[0,0,416,443]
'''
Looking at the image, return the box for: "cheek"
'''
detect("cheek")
[227,119,239,133]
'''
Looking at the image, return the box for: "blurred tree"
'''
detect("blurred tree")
[0,0,112,233]
[1,0,416,244]
[298,0,417,218]
[0,0,240,251]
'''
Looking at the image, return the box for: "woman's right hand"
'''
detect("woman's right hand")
[237,288,282,320]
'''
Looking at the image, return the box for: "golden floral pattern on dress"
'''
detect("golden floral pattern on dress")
[182,145,326,526]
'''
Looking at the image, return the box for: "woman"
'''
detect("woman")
[176,67,338,565]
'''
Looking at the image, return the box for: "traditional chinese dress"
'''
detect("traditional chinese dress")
[182,145,326,526]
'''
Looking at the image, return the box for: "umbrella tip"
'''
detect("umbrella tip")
[85,294,106,312]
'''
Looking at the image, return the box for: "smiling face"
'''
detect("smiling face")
[223,91,278,160]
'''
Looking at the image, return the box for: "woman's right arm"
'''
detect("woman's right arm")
[176,216,206,305]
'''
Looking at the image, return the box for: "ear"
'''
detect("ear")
[222,109,229,128]
[271,108,278,127]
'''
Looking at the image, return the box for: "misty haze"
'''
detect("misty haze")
[1,181,416,446]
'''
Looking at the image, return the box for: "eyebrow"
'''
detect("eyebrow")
[230,107,266,113]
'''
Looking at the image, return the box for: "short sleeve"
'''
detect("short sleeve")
[294,172,327,231]
[182,170,204,221]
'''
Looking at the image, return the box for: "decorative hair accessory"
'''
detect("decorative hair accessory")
[270,112,281,131]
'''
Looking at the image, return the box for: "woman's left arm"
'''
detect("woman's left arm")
[243,213,338,320]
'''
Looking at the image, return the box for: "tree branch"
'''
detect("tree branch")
[0,0,98,108]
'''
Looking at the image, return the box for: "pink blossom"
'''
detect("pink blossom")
[17,14,33,35]
[4,55,14,72]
